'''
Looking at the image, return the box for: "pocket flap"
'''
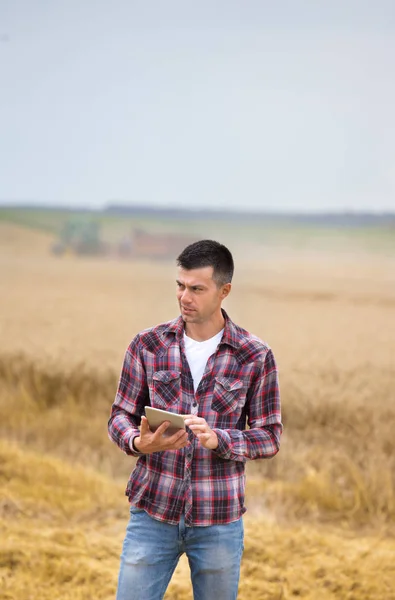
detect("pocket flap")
[215,377,244,392]
[153,370,181,384]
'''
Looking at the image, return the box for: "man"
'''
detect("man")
[108,239,282,600]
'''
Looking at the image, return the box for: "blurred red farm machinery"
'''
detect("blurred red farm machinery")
[51,219,197,260]
[118,228,197,260]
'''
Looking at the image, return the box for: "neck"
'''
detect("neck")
[184,312,225,342]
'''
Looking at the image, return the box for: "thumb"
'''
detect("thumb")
[140,416,150,435]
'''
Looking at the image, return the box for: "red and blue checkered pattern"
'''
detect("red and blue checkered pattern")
[108,310,282,526]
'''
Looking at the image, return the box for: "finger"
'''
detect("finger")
[154,420,170,436]
[167,430,189,445]
[184,417,204,426]
[188,424,208,433]
[197,433,211,442]
[173,438,189,449]
[167,427,188,439]
[168,431,189,448]
[140,416,150,435]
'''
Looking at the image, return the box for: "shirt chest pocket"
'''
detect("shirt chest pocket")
[211,377,245,416]
[151,370,181,409]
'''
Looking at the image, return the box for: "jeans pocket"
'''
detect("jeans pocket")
[130,505,145,516]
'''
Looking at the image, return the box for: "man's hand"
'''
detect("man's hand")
[131,416,189,454]
[184,416,218,450]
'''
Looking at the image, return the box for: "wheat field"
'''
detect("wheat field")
[1,222,395,599]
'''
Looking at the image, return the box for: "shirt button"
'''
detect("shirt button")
[193,402,197,407]
[187,453,192,459]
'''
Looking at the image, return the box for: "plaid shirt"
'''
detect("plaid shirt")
[108,310,282,526]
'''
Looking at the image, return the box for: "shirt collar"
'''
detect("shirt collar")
[163,309,240,349]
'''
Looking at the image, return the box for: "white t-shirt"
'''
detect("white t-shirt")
[183,329,224,392]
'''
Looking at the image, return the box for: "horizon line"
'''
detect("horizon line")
[0,201,394,217]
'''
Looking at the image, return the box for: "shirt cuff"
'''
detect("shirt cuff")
[211,429,233,460]
[122,430,144,457]
[130,435,145,455]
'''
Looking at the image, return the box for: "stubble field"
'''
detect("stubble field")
[1,221,395,599]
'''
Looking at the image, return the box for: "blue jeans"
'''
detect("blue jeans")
[116,507,244,600]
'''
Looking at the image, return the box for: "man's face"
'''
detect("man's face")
[176,266,230,325]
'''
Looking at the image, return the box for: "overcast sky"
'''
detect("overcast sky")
[1,1,394,212]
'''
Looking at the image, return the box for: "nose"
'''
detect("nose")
[181,289,192,305]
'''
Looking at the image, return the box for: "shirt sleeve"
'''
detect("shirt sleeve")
[108,335,148,457]
[212,348,282,462]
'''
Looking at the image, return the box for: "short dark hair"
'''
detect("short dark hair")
[177,240,234,286]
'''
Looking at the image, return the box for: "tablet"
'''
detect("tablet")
[145,406,186,436]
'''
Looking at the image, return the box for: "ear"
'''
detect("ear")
[221,283,231,299]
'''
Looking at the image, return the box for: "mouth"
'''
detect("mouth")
[181,306,195,313]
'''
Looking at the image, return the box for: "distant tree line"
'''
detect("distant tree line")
[0,202,394,227]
